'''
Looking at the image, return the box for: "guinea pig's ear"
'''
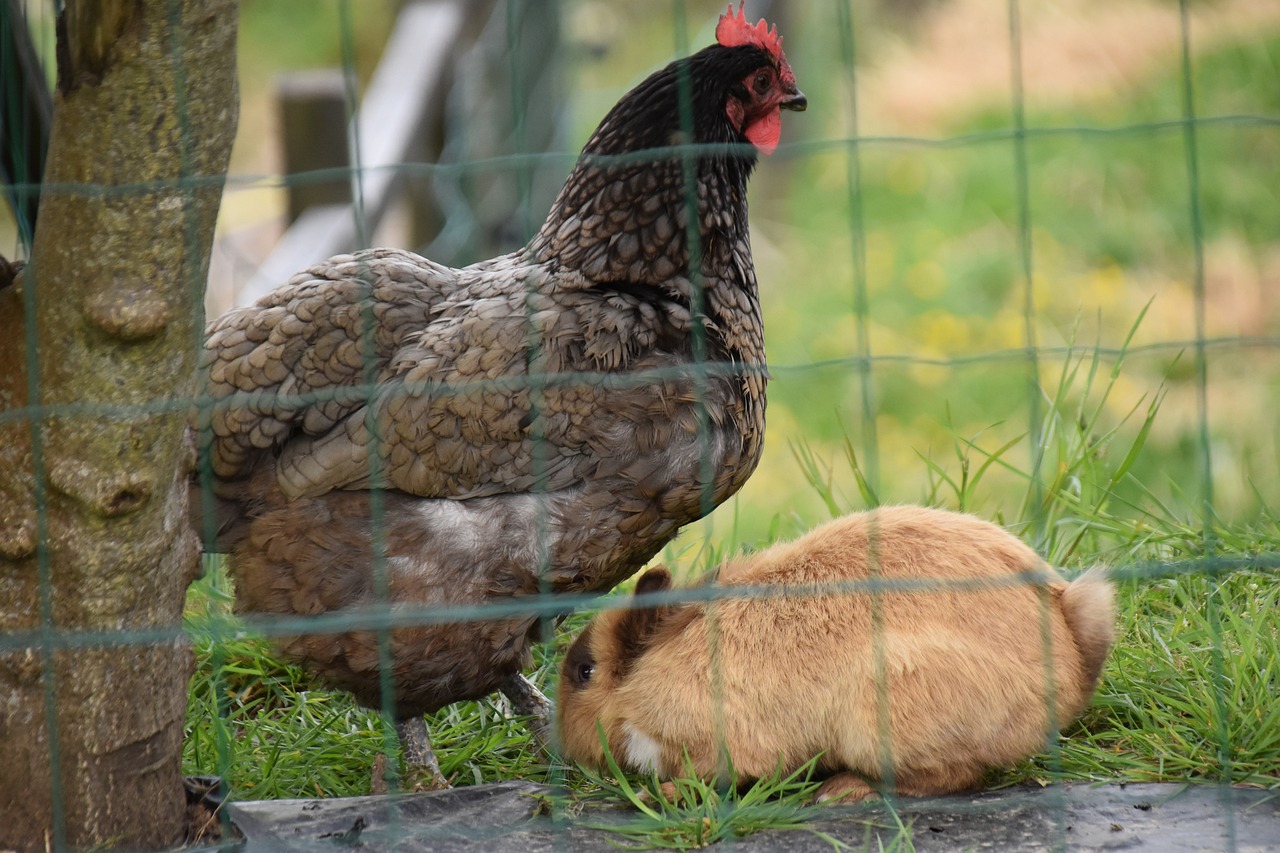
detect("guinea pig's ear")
[615,567,675,673]
[634,566,673,597]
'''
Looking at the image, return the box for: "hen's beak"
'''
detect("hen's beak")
[781,89,807,112]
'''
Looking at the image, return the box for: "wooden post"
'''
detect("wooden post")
[240,0,476,305]
[278,69,351,223]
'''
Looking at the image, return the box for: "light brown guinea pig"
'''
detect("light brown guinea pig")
[557,505,1115,802]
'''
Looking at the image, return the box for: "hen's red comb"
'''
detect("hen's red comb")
[716,2,784,63]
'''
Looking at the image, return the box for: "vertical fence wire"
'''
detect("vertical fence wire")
[835,0,879,502]
[1175,0,1238,844]
[832,0,903,807]
[1006,0,1046,544]
[1005,7,1070,849]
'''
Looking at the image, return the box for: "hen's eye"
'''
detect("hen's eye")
[577,663,595,683]
[753,71,771,94]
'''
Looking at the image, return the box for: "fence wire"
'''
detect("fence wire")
[2,0,1279,851]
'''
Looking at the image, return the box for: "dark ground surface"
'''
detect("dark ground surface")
[220,780,1279,852]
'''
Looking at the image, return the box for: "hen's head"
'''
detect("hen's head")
[712,2,806,156]
[580,3,805,161]
[530,5,804,283]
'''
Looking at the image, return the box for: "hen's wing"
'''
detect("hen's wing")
[199,247,674,507]
[270,278,573,500]
[199,248,456,483]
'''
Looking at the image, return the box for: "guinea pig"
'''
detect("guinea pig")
[557,505,1115,802]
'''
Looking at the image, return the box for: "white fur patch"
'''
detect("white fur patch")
[410,497,518,554]
[621,722,664,775]
[398,493,560,572]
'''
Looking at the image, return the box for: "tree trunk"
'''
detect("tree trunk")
[0,1,237,850]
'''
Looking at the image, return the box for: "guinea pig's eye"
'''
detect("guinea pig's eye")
[577,663,595,683]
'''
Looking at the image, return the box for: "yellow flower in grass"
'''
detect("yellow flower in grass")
[886,154,928,198]
[864,231,895,295]
[908,354,950,388]
[905,258,948,301]
[1083,263,1126,312]
[1031,271,1054,309]
[912,309,973,352]
[981,309,1029,350]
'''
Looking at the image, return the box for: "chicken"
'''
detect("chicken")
[190,3,805,781]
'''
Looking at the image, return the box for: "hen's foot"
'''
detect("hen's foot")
[395,717,450,791]
[498,673,554,752]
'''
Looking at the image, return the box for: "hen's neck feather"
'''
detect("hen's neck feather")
[528,45,765,297]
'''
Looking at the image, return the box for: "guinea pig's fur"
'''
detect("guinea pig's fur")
[557,505,1115,802]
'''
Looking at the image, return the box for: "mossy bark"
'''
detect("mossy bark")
[0,1,237,849]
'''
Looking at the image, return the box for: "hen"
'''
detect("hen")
[192,3,805,780]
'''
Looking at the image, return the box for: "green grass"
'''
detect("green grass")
[182,337,1280,846]
[183,571,391,799]
[182,495,1280,849]
[1040,567,1280,789]
[570,755,862,851]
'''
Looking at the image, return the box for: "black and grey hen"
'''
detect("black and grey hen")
[191,3,805,780]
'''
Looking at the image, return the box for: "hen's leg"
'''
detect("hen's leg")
[498,673,554,751]
[395,717,450,790]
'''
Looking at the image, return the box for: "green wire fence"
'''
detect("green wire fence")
[2,0,1279,850]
